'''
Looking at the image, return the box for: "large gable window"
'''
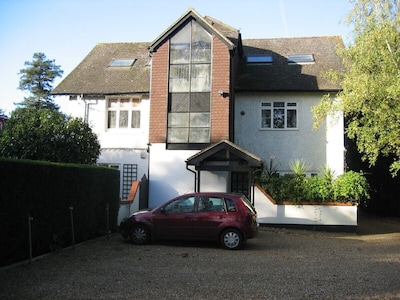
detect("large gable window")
[168,20,211,148]
[107,97,141,129]
[261,102,297,129]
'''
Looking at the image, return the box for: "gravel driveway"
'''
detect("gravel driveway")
[1,214,399,299]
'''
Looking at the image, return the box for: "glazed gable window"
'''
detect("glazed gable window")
[167,20,211,148]
[107,97,141,129]
[261,102,297,129]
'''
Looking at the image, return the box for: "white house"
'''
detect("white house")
[53,8,349,225]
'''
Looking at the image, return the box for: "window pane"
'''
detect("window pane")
[192,21,212,64]
[190,92,210,112]
[168,127,189,143]
[273,102,284,107]
[169,65,190,92]
[170,24,191,64]
[190,113,210,127]
[120,99,130,107]
[131,111,140,128]
[189,128,210,143]
[108,111,116,128]
[168,112,189,127]
[170,44,190,64]
[261,109,271,128]
[273,109,285,128]
[108,99,118,108]
[191,64,210,92]
[170,93,189,112]
[132,99,140,107]
[119,111,128,128]
[192,47,211,63]
[287,109,297,128]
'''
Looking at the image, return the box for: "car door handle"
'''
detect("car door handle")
[218,215,226,219]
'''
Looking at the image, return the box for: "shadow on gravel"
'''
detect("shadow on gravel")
[357,211,400,235]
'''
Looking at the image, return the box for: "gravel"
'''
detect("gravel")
[0,215,399,300]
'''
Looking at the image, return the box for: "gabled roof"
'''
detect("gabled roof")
[236,36,345,92]
[186,140,263,171]
[148,8,237,53]
[52,42,150,96]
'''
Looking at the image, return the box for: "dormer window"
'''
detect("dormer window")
[247,55,273,64]
[287,54,314,64]
[108,59,136,67]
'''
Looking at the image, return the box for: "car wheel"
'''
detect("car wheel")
[131,224,150,245]
[220,229,243,250]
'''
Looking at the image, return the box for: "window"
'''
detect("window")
[246,55,273,64]
[288,54,314,64]
[261,102,297,129]
[107,97,141,129]
[109,59,136,67]
[164,197,195,213]
[168,20,211,147]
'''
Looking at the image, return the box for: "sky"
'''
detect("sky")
[0,0,354,115]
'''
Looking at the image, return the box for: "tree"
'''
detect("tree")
[312,0,400,176]
[0,107,101,164]
[0,109,8,130]
[18,52,63,110]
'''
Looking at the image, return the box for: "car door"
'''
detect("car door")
[192,196,227,240]
[152,196,195,240]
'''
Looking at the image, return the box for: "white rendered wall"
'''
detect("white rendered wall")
[148,144,229,208]
[326,109,345,176]
[56,95,150,198]
[253,185,357,226]
[235,92,344,175]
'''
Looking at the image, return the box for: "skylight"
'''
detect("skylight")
[287,54,314,64]
[247,55,273,64]
[109,59,136,67]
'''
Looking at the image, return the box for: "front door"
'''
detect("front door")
[231,172,249,198]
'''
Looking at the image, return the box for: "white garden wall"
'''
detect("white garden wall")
[253,185,357,226]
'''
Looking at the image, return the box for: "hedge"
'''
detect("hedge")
[0,158,119,267]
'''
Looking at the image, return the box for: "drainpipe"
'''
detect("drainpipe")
[186,164,198,192]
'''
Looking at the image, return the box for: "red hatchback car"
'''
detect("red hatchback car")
[120,192,259,250]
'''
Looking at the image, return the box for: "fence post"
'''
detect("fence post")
[28,213,33,264]
[106,203,109,240]
[69,206,75,249]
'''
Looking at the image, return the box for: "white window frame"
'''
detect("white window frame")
[106,97,141,130]
[260,101,298,130]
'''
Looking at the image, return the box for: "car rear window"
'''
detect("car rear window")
[240,196,257,215]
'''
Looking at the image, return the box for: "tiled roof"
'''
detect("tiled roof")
[203,16,239,43]
[236,36,345,92]
[53,16,344,96]
[52,42,150,95]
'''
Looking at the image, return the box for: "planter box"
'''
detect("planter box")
[253,185,357,226]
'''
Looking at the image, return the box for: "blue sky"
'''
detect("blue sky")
[0,0,354,115]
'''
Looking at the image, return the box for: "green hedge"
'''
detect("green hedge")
[0,158,119,267]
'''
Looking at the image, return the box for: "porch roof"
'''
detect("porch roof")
[186,140,263,172]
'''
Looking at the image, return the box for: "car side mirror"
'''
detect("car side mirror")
[160,207,166,214]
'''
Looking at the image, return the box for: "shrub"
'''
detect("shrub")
[258,163,370,204]
[332,171,370,204]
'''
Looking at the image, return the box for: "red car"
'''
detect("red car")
[120,192,259,250]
